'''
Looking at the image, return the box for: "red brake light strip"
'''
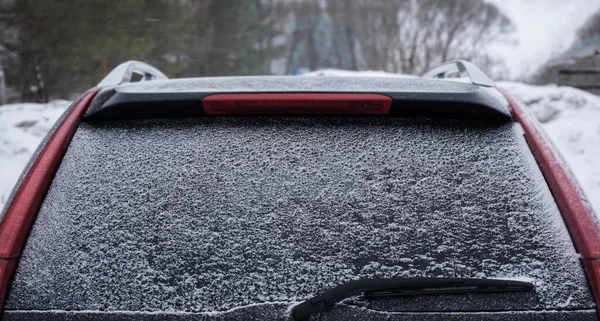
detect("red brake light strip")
[202,93,392,115]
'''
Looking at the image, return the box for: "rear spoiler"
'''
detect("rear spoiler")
[87,60,511,122]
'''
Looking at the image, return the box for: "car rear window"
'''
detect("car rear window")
[4,117,595,318]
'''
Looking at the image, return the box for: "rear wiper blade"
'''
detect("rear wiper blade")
[291,277,534,321]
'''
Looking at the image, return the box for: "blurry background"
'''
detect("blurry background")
[0,0,598,102]
[0,0,599,214]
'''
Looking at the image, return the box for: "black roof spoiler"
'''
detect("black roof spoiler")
[87,60,511,122]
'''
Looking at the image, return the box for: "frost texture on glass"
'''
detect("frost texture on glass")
[5,117,594,315]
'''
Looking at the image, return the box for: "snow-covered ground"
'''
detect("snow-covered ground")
[0,80,599,218]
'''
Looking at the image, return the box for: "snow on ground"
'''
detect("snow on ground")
[0,79,598,217]
[0,100,71,208]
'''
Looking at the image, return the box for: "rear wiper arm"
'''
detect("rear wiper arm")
[291,277,534,321]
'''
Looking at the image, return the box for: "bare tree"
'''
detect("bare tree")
[289,0,513,75]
